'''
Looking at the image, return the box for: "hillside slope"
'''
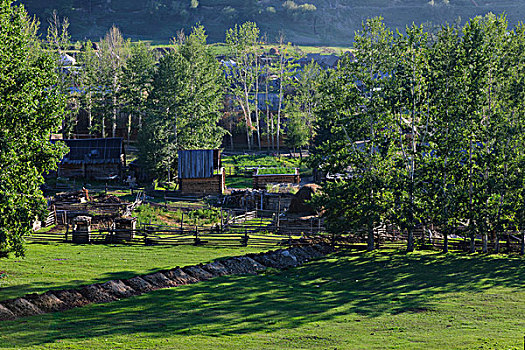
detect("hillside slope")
[19,0,525,45]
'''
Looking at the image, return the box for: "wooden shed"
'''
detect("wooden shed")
[56,138,125,180]
[178,150,225,194]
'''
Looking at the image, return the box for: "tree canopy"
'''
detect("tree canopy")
[138,25,226,180]
[0,0,68,256]
[311,15,525,254]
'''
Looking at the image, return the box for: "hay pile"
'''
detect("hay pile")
[288,184,321,215]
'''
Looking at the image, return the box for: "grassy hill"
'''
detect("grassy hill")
[1,249,524,349]
[18,0,525,45]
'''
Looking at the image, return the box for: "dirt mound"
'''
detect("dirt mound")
[313,243,334,255]
[237,257,266,272]
[142,272,178,288]
[300,245,325,259]
[251,253,281,268]
[0,304,16,321]
[2,298,44,318]
[287,246,313,263]
[183,266,214,280]
[202,261,230,276]
[53,289,90,308]
[0,244,334,322]
[260,249,299,269]
[221,258,251,274]
[79,285,118,303]
[288,184,321,215]
[26,292,66,313]
[222,257,266,274]
[164,268,199,285]
[100,280,137,298]
[124,276,156,293]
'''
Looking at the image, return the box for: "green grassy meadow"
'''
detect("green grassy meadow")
[1,249,524,349]
[222,154,307,189]
[0,243,268,301]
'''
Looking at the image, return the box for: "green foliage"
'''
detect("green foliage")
[312,15,525,253]
[223,154,300,168]
[285,61,324,150]
[225,22,261,149]
[120,41,157,139]
[133,204,221,226]
[0,0,68,257]
[312,17,395,250]
[138,24,226,180]
[256,167,296,175]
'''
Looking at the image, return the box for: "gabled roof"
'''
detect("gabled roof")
[58,138,123,165]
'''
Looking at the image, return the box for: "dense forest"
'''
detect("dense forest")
[18,0,525,45]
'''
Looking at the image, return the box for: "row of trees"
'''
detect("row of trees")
[58,21,321,179]
[223,22,321,153]
[311,15,525,254]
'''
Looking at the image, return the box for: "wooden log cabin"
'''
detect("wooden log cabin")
[56,138,125,180]
[178,150,225,195]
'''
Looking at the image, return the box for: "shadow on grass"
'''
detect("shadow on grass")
[0,243,264,301]
[0,250,523,347]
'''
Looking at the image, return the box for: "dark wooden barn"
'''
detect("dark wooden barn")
[177,150,225,194]
[56,138,125,180]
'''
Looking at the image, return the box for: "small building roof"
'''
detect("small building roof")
[57,138,124,165]
[178,149,220,179]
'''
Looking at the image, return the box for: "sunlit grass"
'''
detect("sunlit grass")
[1,250,524,349]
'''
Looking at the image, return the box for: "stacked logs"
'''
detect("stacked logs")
[0,244,333,321]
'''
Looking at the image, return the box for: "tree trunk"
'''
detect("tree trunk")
[443,227,448,253]
[127,113,132,144]
[87,91,92,135]
[482,232,488,253]
[245,123,251,151]
[270,114,275,150]
[277,88,282,154]
[112,74,118,138]
[254,58,261,150]
[470,234,476,254]
[367,221,374,251]
[520,231,525,255]
[407,227,414,252]
[229,121,234,150]
[276,50,284,155]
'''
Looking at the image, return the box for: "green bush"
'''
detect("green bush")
[256,167,296,175]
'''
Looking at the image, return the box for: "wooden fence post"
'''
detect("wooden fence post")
[181,212,184,234]
[220,209,224,232]
[242,228,249,247]
[194,225,200,245]
[277,196,281,234]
